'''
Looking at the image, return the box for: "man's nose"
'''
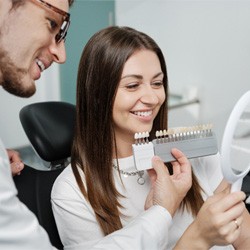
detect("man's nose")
[49,40,67,64]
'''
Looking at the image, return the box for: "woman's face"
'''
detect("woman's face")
[113,49,166,143]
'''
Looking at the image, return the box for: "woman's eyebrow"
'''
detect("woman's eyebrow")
[121,72,163,80]
[121,74,143,80]
[153,72,164,78]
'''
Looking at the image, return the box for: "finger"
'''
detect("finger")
[151,155,170,177]
[171,148,189,165]
[211,191,246,214]
[220,219,242,244]
[223,217,242,242]
[19,162,25,171]
[7,149,22,162]
[11,162,24,175]
[11,153,22,162]
[14,161,24,170]
[171,148,191,174]
[172,163,181,175]
[232,216,243,230]
[224,200,246,223]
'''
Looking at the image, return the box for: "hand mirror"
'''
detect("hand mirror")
[220,91,250,192]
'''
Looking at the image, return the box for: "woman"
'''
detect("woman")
[52,26,250,249]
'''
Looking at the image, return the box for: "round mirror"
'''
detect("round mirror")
[220,91,250,192]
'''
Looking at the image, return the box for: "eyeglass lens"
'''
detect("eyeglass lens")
[56,19,70,43]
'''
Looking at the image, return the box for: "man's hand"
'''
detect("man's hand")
[7,149,24,176]
[145,148,192,216]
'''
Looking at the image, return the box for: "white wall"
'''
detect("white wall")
[0,64,60,148]
[116,0,250,145]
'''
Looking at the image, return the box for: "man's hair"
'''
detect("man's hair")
[12,0,74,8]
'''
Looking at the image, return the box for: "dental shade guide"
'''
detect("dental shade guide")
[132,124,218,171]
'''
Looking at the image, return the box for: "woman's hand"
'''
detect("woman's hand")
[7,149,24,176]
[195,189,245,246]
[174,187,246,249]
[145,148,192,216]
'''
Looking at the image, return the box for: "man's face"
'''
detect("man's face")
[0,0,69,97]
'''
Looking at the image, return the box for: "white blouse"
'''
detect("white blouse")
[51,153,234,250]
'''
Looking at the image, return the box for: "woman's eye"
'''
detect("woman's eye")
[151,81,163,88]
[126,83,140,90]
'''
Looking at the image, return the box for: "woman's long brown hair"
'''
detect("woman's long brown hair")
[71,26,203,235]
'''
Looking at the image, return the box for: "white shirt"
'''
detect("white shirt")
[51,153,234,250]
[0,138,55,250]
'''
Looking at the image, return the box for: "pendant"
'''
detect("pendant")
[137,177,145,185]
[137,171,145,185]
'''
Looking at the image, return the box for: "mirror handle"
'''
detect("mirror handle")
[231,178,243,193]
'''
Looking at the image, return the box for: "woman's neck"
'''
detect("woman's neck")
[113,135,134,159]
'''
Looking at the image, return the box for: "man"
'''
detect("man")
[0,1,192,249]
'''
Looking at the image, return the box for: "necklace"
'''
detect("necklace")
[113,164,145,185]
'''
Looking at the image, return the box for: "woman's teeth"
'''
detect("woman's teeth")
[133,111,152,117]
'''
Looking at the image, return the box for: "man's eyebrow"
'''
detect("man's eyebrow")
[121,72,163,80]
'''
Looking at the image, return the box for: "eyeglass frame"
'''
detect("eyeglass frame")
[30,0,71,43]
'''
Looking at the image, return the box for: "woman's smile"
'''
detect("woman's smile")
[130,110,154,122]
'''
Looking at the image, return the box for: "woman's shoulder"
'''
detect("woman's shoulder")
[51,164,85,199]
[54,164,75,183]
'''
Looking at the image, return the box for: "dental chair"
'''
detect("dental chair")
[13,101,76,249]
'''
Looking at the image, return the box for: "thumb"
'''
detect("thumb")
[147,168,157,183]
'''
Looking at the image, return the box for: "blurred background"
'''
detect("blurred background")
[1,0,250,166]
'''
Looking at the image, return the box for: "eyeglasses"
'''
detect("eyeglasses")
[31,0,71,43]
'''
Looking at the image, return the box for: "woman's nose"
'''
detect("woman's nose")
[140,85,159,105]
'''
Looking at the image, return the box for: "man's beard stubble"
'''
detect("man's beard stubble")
[0,50,36,98]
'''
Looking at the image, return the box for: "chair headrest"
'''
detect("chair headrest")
[19,101,76,163]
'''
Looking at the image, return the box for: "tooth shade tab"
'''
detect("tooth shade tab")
[155,124,213,143]
[134,131,150,145]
